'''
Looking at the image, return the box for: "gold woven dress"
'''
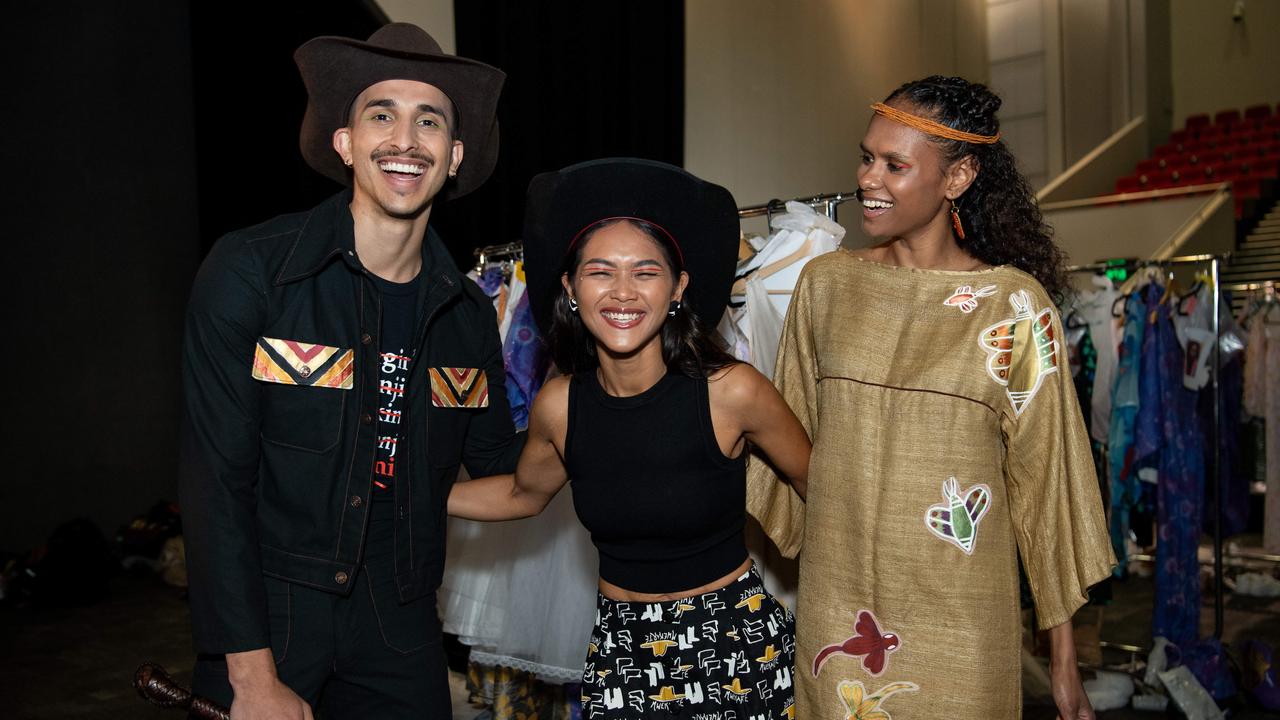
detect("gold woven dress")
[748,251,1115,719]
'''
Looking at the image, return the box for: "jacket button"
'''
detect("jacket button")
[361,333,372,345]
[335,571,349,585]
[298,365,312,378]
[350,495,362,508]
[361,413,373,425]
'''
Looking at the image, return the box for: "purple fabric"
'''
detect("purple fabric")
[1134,287,1206,648]
[502,290,549,431]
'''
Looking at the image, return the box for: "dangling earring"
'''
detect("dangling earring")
[568,297,579,313]
[950,200,966,241]
[668,300,682,317]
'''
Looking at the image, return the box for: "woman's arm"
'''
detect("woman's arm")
[448,377,571,520]
[1048,621,1094,720]
[713,364,812,499]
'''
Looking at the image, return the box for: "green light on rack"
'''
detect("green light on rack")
[1103,258,1132,283]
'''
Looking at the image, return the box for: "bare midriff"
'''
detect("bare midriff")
[598,558,754,602]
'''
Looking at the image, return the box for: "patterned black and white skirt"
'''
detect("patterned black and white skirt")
[581,565,797,719]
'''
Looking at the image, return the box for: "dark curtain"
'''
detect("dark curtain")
[189,0,386,254]
[1,1,203,550]
[435,1,685,268]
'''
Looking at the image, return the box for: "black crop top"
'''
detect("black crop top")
[563,370,748,593]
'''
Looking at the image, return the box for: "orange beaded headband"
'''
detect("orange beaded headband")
[870,102,1001,144]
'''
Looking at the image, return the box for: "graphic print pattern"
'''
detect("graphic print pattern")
[583,567,797,719]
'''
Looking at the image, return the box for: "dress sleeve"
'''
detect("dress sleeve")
[1001,288,1116,630]
[745,266,817,559]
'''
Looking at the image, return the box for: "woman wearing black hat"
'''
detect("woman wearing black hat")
[449,158,811,719]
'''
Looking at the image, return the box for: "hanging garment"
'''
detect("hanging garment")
[1108,293,1146,574]
[1201,355,1248,538]
[723,201,843,370]
[1244,308,1280,552]
[746,253,1114,719]
[1266,322,1280,553]
[723,201,844,611]
[501,265,549,430]
[1075,275,1122,443]
[1171,283,1216,391]
[442,268,596,691]
[1134,286,1206,648]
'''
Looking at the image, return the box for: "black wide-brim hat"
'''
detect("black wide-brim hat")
[523,158,740,336]
[294,23,505,201]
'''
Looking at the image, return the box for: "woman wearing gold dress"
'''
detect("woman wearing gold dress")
[748,76,1115,719]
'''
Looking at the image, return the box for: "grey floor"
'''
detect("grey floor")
[5,569,1280,719]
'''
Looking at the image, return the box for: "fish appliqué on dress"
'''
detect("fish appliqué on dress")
[977,290,1059,416]
[924,477,992,555]
[943,284,997,314]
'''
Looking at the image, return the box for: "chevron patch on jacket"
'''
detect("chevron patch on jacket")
[252,337,354,390]
[429,367,489,408]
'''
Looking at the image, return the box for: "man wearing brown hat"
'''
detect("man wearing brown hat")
[179,24,521,718]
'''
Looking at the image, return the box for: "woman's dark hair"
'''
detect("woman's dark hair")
[548,218,739,378]
[885,76,1069,302]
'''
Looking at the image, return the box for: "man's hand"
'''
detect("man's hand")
[1048,621,1095,720]
[227,648,312,720]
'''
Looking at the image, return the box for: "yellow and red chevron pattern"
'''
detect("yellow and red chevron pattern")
[252,337,353,390]
[429,367,489,408]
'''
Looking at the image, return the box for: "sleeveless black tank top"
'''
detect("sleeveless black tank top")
[564,370,748,593]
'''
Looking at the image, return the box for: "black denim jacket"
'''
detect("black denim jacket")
[179,190,523,654]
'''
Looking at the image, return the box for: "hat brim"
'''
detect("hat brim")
[295,35,505,201]
[523,158,739,338]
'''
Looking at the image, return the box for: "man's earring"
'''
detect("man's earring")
[344,158,353,167]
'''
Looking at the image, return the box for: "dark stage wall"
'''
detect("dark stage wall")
[1,1,683,552]
[2,1,201,551]
[0,1,381,551]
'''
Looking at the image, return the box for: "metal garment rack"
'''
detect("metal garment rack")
[472,241,523,275]
[1066,253,1228,639]
[737,190,858,223]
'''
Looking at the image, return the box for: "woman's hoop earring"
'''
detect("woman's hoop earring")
[950,200,966,241]
[568,297,579,313]
[668,300,682,317]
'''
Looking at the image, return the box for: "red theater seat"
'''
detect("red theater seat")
[1179,167,1207,185]
[1143,170,1172,189]
[1217,163,1246,181]
[1170,129,1191,145]
[1186,113,1211,130]
[1235,178,1262,199]
[1215,109,1242,127]
[1115,175,1143,194]
[1194,150,1225,165]
[1247,160,1278,179]
[1155,143,1178,158]
[1136,158,1162,174]
[1245,104,1273,121]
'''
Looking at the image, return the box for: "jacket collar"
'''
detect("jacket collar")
[273,190,463,298]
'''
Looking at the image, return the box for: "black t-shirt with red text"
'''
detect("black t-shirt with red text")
[371,274,419,497]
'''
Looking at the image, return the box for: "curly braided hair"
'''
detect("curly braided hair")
[885,76,1069,302]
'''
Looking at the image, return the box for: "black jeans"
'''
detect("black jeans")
[192,499,450,719]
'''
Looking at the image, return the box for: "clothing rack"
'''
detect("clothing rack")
[737,190,858,223]
[473,241,523,275]
[1066,253,1228,640]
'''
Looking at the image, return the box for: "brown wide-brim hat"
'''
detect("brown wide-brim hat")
[294,23,505,201]
[523,158,740,337]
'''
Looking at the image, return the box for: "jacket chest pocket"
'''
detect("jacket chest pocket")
[253,337,352,453]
